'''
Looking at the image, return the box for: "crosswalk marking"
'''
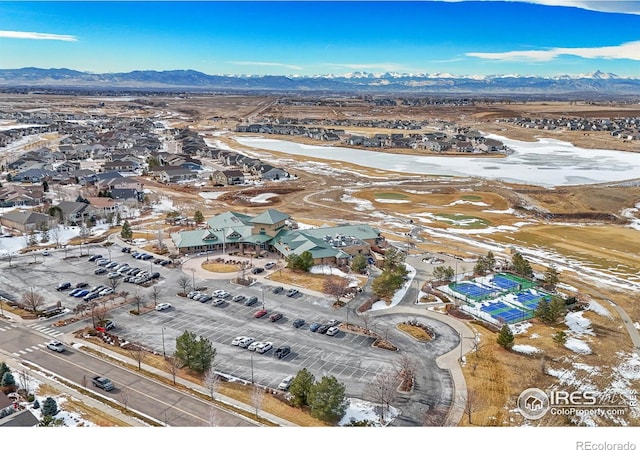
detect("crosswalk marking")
[27,323,64,337]
[25,347,34,352]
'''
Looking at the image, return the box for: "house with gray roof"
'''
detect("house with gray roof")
[0,210,58,234]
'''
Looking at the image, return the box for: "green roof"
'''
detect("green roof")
[250,209,290,225]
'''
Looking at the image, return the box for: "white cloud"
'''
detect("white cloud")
[0,30,77,41]
[467,40,640,62]
[429,0,640,15]
[229,61,303,71]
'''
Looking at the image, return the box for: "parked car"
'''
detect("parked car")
[255,342,273,354]
[326,326,340,336]
[273,345,291,359]
[121,247,131,253]
[232,294,246,303]
[156,302,172,311]
[73,289,90,298]
[264,262,276,270]
[99,288,114,296]
[84,293,99,301]
[244,296,258,306]
[90,285,106,293]
[278,375,294,390]
[96,259,110,266]
[187,291,199,299]
[272,286,284,294]
[46,340,65,353]
[56,282,72,291]
[247,341,262,351]
[105,262,118,269]
[292,318,305,328]
[159,260,171,266]
[104,319,117,331]
[198,295,212,303]
[286,288,299,297]
[325,319,341,327]
[231,336,248,346]
[309,323,322,332]
[41,250,50,256]
[68,288,83,296]
[269,312,283,322]
[237,337,255,348]
[217,291,230,299]
[254,309,268,318]
[251,267,264,275]
[88,254,102,262]
[129,268,141,276]
[211,298,225,307]
[317,324,330,334]
[274,346,291,359]
[107,272,121,279]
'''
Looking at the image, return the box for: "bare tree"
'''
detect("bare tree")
[128,344,146,370]
[393,353,417,392]
[177,275,191,295]
[165,353,180,384]
[108,276,121,292]
[322,276,349,306]
[93,304,108,327]
[149,285,161,306]
[464,389,485,425]
[360,311,376,335]
[17,367,32,394]
[22,289,45,312]
[251,385,266,419]
[119,386,130,411]
[131,291,144,314]
[365,370,398,424]
[203,367,220,401]
[50,225,62,249]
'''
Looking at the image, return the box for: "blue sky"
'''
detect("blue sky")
[1,1,640,77]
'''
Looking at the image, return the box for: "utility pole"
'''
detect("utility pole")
[162,327,166,358]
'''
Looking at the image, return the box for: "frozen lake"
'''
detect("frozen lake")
[234,135,640,187]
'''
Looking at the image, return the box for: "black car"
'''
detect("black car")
[56,282,71,291]
[272,286,284,294]
[150,272,161,279]
[159,260,171,266]
[94,268,107,275]
[274,346,291,359]
[153,258,163,265]
[251,267,264,275]
[244,296,258,306]
[121,247,131,253]
[232,294,246,303]
[317,324,331,334]
[292,318,305,328]
[75,282,89,289]
[88,254,102,262]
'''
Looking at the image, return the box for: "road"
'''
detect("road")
[0,322,257,426]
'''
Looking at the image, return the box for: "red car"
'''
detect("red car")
[269,312,283,322]
[254,309,268,318]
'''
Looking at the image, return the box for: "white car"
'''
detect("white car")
[212,289,226,297]
[99,288,114,296]
[107,272,121,279]
[278,375,294,391]
[255,341,273,354]
[326,326,340,336]
[237,337,255,348]
[216,291,230,299]
[46,341,65,353]
[231,336,248,346]
[211,298,225,307]
[247,341,262,351]
[156,302,172,311]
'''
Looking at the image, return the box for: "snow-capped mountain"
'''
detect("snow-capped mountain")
[0,67,638,96]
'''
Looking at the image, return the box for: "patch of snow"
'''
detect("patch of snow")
[446,200,489,207]
[199,191,227,199]
[509,322,532,335]
[340,193,374,211]
[482,208,515,214]
[250,193,278,203]
[614,352,640,381]
[587,299,613,318]
[338,397,400,426]
[529,333,540,339]
[512,344,540,355]
[371,263,416,310]
[565,311,595,336]
[564,337,592,354]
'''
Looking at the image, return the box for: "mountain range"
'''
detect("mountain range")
[0,67,639,97]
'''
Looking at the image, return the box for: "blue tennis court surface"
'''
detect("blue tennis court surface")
[451,282,499,298]
[492,275,520,290]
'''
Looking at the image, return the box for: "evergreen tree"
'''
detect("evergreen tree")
[42,397,58,416]
[308,375,348,424]
[192,336,216,373]
[383,247,405,272]
[350,254,368,274]
[289,368,316,408]
[552,330,568,346]
[116,212,122,226]
[1,371,15,387]
[32,399,40,409]
[548,296,567,322]
[38,415,65,427]
[42,180,49,192]
[175,330,198,370]
[474,256,489,275]
[535,298,552,323]
[0,362,9,380]
[120,220,133,240]
[193,210,205,224]
[496,324,514,350]
[511,252,533,278]
[544,266,560,290]
[372,270,404,299]
[433,265,455,282]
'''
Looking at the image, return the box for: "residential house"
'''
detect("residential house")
[55,201,97,225]
[86,196,119,218]
[158,167,197,184]
[212,170,245,186]
[0,184,44,207]
[0,210,58,234]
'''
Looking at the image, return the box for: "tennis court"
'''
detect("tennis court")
[492,275,521,290]
[516,291,549,309]
[481,301,532,324]
[450,282,499,299]
[495,272,537,291]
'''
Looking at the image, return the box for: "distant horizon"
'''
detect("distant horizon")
[1,1,640,78]
[2,66,638,80]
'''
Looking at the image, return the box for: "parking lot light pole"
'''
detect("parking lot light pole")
[250,352,254,385]
[161,327,166,358]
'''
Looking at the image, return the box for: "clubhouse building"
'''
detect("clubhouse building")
[170,209,385,266]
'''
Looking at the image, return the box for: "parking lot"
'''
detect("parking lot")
[1,244,400,397]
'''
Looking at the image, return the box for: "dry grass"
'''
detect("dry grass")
[267,268,342,292]
[201,262,241,273]
[397,323,432,341]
